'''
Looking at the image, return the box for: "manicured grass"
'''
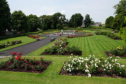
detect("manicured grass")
[0,36,46,52]
[0,35,126,84]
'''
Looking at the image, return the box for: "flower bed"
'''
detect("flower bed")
[67,34,93,38]
[0,52,51,73]
[0,40,22,49]
[105,46,126,58]
[95,31,121,40]
[60,55,126,78]
[41,38,82,56]
[28,35,41,39]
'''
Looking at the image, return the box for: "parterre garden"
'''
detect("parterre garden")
[0,29,126,84]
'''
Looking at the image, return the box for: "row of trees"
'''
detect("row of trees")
[105,0,126,30]
[0,0,93,35]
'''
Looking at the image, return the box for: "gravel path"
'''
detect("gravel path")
[0,32,86,58]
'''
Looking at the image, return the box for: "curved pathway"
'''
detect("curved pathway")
[0,32,86,58]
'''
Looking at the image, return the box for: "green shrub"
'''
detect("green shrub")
[66,46,80,54]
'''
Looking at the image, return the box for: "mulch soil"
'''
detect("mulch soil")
[41,51,82,56]
[60,63,126,78]
[105,51,126,58]
[0,61,52,73]
[41,42,82,56]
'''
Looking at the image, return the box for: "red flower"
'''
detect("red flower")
[11,52,17,55]
[24,57,26,59]
[14,57,15,58]
[26,61,28,63]
[34,57,35,59]
[18,52,22,55]
[11,63,13,64]
[41,61,43,63]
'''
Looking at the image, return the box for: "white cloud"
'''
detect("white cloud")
[60,10,65,14]
[48,11,55,15]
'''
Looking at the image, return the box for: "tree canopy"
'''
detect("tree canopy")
[105,16,114,28]
[69,13,83,28]
[84,14,92,28]
[0,0,11,35]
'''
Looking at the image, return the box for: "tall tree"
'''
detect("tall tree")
[0,0,11,35]
[51,12,66,29]
[69,13,83,28]
[27,14,40,32]
[105,16,114,28]
[113,0,126,15]
[84,14,92,28]
[12,10,30,32]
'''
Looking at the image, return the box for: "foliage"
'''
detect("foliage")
[68,13,83,28]
[105,16,114,28]
[12,10,30,32]
[66,46,80,54]
[0,40,22,49]
[63,55,126,77]
[27,14,40,32]
[0,0,11,35]
[95,31,121,39]
[110,46,126,56]
[84,14,92,28]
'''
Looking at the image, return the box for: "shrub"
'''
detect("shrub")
[63,55,126,77]
[66,46,80,55]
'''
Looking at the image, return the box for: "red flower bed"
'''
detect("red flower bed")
[67,34,93,38]
[75,31,78,32]
[28,35,41,39]
[0,52,51,73]
[87,34,93,36]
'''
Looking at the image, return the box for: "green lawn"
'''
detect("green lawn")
[0,35,126,84]
[0,36,46,52]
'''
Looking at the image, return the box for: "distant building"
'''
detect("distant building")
[101,22,105,26]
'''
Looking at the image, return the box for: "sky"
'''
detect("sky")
[6,0,120,23]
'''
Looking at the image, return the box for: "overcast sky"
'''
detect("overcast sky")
[6,0,120,23]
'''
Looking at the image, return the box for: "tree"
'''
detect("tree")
[105,16,114,28]
[12,10,30,32]
[0,0,11,35]
[51,12,66,29]
[91,21,95,25]
[27,14,40,32]
[84,14,92,28]
[113,0,126,15]
[39,15,53,30]
[112,13,123,30]
[69,13,83,28]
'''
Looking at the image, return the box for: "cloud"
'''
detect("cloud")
[60,10,65,14]
[48,11,55,15]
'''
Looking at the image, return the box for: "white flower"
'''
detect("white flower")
[115,59,118,62]
[71,53,73,56]
[99,60,101,63]
[88,73,91,77]
[104,69,106,71]
[95,63,98,67]
[76,68,78,70]
[85,69,89,73]
[85,57,89,61]
[60,45,61,46]
[121,65,125,68]
[70,56,71,58]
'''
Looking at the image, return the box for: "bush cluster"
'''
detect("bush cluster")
[63,55,126,77]
[95,31,121,39]
[45,38,67,54]
[0,52,45,71]
[0,40,22,49]
[110,46,126,56]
